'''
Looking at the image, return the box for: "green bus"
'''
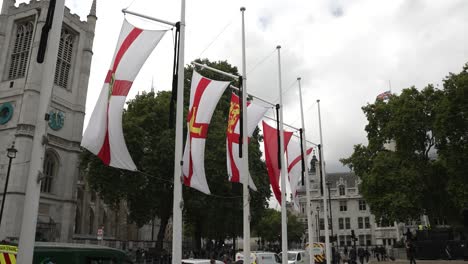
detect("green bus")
[1,242,133,263]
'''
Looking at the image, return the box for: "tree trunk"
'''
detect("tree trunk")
[156,212,170,253]
[195,221,202,255]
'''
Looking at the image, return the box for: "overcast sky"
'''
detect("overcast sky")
[8,0,468,174]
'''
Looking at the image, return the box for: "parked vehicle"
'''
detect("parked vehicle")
[235,251,281,264]
[182,259,224,264]
[284,250,309,264]
[0,242,132,263]
[305,242,326,264]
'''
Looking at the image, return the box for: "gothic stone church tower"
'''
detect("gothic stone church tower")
[0,0,96,242]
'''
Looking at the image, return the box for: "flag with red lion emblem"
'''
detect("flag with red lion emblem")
[81,19,166,170]
[226,93,268,190]
[182,71,230,194]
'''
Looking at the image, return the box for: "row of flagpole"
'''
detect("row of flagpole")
[14,1,332,263]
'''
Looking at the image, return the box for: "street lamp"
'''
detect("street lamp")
[326,181,334,241]
[0,142,17,226]
[316,206,320,242]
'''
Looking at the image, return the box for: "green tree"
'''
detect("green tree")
[254,209,305,246]
[341,84,457,223]
[81,59,271,252]
[434,64,468,212]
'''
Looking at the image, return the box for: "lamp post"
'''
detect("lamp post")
[326,181,334,241]
[316,206,320,242]
[0,142,17,226]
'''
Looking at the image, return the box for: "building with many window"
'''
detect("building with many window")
[0,0,96,242]
[297,157,401,247]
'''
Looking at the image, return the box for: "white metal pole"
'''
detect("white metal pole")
[297,78,315,264]
[276,46,288,264]
[17,0,65,263]
[317,100,331,264]
[172,0,185,263]
[240,7,251,264]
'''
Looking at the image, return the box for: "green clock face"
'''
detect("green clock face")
[48,110,65,130]
[0,102,13,125]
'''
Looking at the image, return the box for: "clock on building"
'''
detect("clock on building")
[0,102,14,125]
[48,110,65,130]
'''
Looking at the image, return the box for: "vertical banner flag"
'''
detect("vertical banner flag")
[287,138,313,211]
[226,93,268,190]
[262,121,294,204]
[81,19,166,170]
[183,71,230,194]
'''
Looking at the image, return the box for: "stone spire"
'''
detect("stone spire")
[88,0,97,18]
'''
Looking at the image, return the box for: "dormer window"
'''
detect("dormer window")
[339,185,346,196]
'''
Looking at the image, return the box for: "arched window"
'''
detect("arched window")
[88,208,95,235]
[54,28,75,89]
[41,151,58,193]
[339,185,346,196]
[8,21,34,79]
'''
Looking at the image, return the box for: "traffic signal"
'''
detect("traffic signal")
[351,230,358,242]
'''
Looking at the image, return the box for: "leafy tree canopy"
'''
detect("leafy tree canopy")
[341,63,468,224]
[81,59,271,250]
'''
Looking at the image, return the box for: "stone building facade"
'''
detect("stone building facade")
[297,158,400,247]
[0,0,96,242]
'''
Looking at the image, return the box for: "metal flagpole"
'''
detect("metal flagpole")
[276,45,288,264]
[17,0,65,262]
[317,100,331,264]
[240,7,251,264]
[297,78,315,264]
[172,0,186,263]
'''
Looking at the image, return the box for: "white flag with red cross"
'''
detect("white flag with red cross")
[226,93,268,190]
[81,19,166,170]
[287,138,313,211]
[182,71,230,194]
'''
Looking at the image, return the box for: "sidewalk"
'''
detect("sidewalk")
[368,260,467,264]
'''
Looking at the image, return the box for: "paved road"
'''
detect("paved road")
[367,260,467,264]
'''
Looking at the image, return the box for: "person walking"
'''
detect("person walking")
[406,241,416,264]
[349,247,357,264]
[357,247,365,264]
[364,247,370,263]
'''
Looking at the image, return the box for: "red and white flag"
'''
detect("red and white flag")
[287,138,313,211]
[182,71,230,194]
[262,121,294,204]
[81,19,166,171]
[226,93,268,190]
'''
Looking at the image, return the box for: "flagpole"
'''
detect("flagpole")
[317,99,331,264]
[240,7,251,264]
[297,78,315,264]
[172,0,185,263]
[17,0,65,262]
[276,45,288,264]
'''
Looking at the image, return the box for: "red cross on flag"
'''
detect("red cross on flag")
[182,71,230,194]
[81,19,166,171]
[226,93,268,190]
[287,138,313,211]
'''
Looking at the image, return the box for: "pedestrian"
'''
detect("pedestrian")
[357,247,365,264]
[364,247,370,263]
[406,241,416,264]
[344,245,349,257]
[349,247,357,264]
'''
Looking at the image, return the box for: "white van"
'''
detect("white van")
[285,250,309,264]
[235,251,281,264]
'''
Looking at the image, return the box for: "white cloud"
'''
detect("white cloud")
[5,0,468,181]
